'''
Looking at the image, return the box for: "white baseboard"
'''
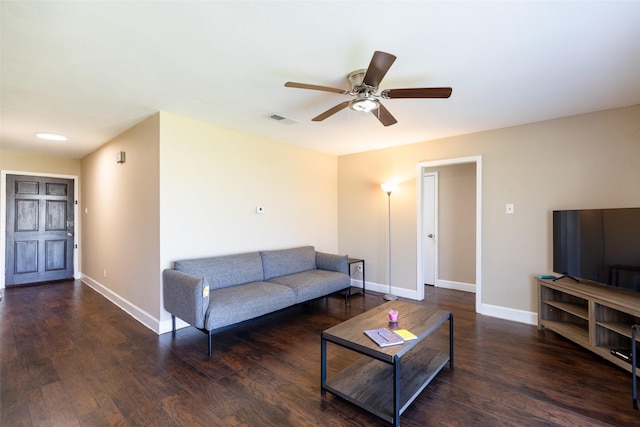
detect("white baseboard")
[349,278,363,288]
[362,280,421,300]
[158,316,190,334]
[436,279,476,293]
[80,274,538,338]
[477,301,537,325]
[81,274,162,334]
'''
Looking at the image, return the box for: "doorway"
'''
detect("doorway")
[422,172,437,286]
[416,156,482,312]
[3,174,77,286]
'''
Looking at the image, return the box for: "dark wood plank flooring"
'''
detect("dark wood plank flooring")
[1,281,638,426]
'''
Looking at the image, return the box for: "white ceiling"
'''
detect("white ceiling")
[2,1,639,158]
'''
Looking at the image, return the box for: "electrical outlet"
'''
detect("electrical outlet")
[356,264,363,272]
[103,269,107,278]
[256,206,264,214]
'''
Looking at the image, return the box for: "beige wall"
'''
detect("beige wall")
[52,111,339,333]
[338,104,640,320]
[1,149,82,176]
[158,112,339,326]
[4,105,638,330]
[81,114,161,326]
[0,149,82,288]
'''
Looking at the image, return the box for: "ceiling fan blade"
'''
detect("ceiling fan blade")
[362,51,397,88]
[381,87,453,99]
[373,103,397,127]
[312,101,351,121]
[285,82,348,94]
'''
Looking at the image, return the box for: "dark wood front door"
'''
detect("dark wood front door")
[5,175,75,286]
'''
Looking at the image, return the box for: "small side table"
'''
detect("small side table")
[348,258,365,294]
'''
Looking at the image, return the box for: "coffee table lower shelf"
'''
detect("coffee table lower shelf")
[323,348,449,423]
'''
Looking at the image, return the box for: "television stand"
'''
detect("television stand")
[553,273,579,282]
[538,277,640,379]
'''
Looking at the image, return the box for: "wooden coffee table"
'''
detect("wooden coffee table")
[321,300,453,426]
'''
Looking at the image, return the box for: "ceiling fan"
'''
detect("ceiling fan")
[284,51,452,127]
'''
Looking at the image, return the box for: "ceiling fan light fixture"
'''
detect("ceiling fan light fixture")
[285,51,452,125]
[349,97,380,113]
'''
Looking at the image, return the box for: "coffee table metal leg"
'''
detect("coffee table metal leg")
[321,336,327,395]
[393,356,400,427]
[450,313,454,368]
[633,325,638,409]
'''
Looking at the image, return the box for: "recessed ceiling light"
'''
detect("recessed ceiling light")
[36,132,67,141]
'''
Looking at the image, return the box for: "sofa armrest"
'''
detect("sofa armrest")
[316,252,348,274]
[162,269,210,329]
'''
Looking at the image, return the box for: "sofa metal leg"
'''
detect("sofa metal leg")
[171,315,176,335]
[208,331,213,357]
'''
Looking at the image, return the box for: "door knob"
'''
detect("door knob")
[67,232,73,237]
[428,234,434,238]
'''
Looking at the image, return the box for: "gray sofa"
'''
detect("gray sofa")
[163,246,350,355]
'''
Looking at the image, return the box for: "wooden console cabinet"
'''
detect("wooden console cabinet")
[538,277,640,374]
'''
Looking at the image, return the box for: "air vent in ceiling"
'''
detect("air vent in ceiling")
[265,113,297,125]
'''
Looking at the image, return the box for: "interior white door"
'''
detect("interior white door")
[422,172,437,286]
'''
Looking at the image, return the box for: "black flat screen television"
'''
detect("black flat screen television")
[553,208,640,292]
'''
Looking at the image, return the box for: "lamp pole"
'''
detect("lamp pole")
[381,183,397,301]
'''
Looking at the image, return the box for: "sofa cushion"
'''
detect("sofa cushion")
[205,282,296,330]
[175,252,264,291]
[269,270,350,304]
[261,246,316,281]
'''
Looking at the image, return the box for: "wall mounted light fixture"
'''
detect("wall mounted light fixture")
[116,151,126,164]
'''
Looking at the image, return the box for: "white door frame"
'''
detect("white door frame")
[0,170,80,289]
[416,156,482,313]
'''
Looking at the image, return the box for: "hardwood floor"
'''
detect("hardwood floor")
[1,280,638,426]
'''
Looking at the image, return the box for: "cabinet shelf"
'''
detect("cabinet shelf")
[543,300,588,320]
[596,321,640,340]
[539,319,589,345]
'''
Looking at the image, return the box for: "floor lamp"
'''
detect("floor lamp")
[381,182,397,301]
